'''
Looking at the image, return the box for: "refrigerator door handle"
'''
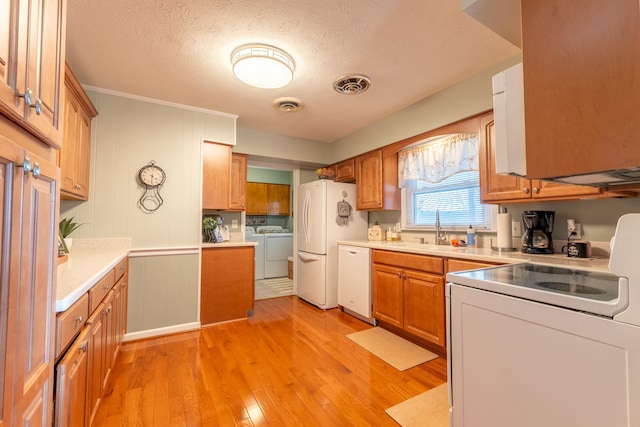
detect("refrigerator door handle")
[303,190,310,247]
[298,252,320,262]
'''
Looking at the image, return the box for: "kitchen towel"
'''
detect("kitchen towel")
[496,211,513,249]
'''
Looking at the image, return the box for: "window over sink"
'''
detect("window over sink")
[398,133,496,231]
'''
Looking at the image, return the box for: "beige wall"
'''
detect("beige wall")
[61,90,236,335]
[328,55,522,163]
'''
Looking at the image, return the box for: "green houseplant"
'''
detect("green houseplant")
[202,217,217,242]
[59,217,84,252]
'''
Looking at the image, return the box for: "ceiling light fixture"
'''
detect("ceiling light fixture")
[231,44,295,89]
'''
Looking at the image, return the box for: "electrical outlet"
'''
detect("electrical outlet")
[572,223,582,239]
[231,219,238,229]
[511,221,521,237]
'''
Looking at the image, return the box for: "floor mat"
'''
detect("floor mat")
[346,327,438,371]
[385,383,449,427]
[255,277,294,300]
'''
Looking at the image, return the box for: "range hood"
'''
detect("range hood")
[492,63,640,187]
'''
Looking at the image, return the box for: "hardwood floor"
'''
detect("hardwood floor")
[93,296,447,426]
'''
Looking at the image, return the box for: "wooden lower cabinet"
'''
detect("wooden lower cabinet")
[55,259,129,427]
[371,264,404,328]
[403,270,445,346]
[55,327,90,427]
[201,247,255,325]
[86,302,105,426]
[372,250,445,349]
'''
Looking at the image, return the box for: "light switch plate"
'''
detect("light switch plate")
[231,219,238,229]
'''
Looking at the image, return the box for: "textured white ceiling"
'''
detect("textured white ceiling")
[65,0,519,143]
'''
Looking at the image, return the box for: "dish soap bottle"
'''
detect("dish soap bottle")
[467,225,476,247]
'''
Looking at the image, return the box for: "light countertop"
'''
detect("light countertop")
[56,238,131,312]
[337,240,611,272]
[202,241,258,248]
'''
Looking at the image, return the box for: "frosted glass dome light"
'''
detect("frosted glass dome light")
[231,44,295,89]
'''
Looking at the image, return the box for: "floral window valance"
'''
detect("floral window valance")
[398,133,479,188]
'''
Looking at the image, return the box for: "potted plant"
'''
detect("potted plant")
[202,217,217,242]
[59,217,84,251]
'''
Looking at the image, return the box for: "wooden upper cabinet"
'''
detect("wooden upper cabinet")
[228,153,247,211]
[267,184,290,216]
[0,0,66,148]
[246,182,290,216]
[202,141,232,210]
[521,0,640,179]
[355,149,401,210]
[334,158,355,182]
[246,182,268,215]
[60,63,98,201]
[479,113,604,203]
[356,150,383,209]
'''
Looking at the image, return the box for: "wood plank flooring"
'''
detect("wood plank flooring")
[93,296,447,426]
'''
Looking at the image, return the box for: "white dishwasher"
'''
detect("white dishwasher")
[338,245,375,325]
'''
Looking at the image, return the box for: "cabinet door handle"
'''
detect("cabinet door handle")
[397,272,402,278]
[522,187,530,194]
[402,273,407,280]
[104,285,110,291]
[16,88,34,106]
[79,341,88,352]
[75,315,83,323]
[19,156,32,174]
[532,187,540,194]
[32,162,40,178]
[30,98,42,115]
[122,281,126,288]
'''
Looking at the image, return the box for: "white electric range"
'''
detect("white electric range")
[446,213,640,427]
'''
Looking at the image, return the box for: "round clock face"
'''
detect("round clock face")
[139,165,165,187]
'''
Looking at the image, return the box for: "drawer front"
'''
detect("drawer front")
[89,269,115,313]
[447,258,501,273]
[372,250,443,274]
[56,293,89,358]
[114,257,128,281]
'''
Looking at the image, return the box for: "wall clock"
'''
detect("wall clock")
[138,160,166,212]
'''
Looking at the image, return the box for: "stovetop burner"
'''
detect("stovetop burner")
[534,281,607,295]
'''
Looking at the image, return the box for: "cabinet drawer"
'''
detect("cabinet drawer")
[89,269,115,313]
[372,250,443,274]
[56,293,89,358]
[447,258,501,273]
[114,257,128,281]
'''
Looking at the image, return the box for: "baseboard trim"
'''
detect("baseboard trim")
[123,321,201,342]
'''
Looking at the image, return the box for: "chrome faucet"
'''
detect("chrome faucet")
[435,209,448,245]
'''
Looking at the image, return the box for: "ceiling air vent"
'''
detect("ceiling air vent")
[273,97,304,112]
[333,74,371,95]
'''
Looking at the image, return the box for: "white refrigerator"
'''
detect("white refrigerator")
[296,180,367,309]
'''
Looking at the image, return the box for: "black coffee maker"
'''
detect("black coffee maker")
[521,211,555,254]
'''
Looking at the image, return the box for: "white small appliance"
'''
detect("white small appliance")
[297,180,367,309]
